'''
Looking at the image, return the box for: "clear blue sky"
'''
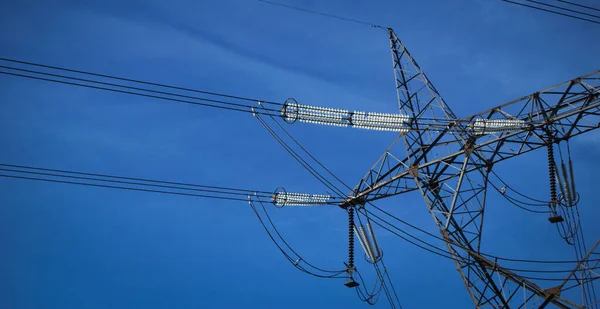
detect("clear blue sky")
[1,0,599,308]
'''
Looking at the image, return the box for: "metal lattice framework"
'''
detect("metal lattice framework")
[1,20,599,309]
[339,29,600,308]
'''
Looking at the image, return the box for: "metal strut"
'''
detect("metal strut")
[345,207,360,288]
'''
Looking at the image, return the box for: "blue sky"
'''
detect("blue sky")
[1,0,599,308]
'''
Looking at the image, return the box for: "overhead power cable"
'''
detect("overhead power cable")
[0,57,281,105]
[0,163,272,194]
[251,103,600,300]
[354,210,403,309]
[254,104,349,198]
[0,163,275,203]
[558,0,600,13]
[499,0,600,25]
[0,59,441,130]
[256,0,384,28]
[4,57,538,133]
[3,161,598,282]
[522,0,600,19]
[363,207,600,282]
[251,104,600,282]
[365,203,600,266]
[0,173,254,202]
[252,106,403,307]
[249,196,347,278]
[0,66,281,117]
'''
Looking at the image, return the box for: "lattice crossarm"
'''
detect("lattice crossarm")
[351,71,600,203]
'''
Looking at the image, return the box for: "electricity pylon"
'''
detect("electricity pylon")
[343,28,600,309]
[280,28,600,308]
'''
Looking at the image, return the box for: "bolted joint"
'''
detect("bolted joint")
[428,180,440,193]
[485,161,494,173]
[408,165,419,178]
[463,138,475,156]
[339,196,366,209]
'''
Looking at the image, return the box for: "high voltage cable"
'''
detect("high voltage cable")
[490,170,549,205]
[0,70,280,116]
[364,205,599,269]
[3,161,598,278]
[251,109,597,298]
[363,207,599,282]
[0,57,282,105]
[253,196,345,274]
[3,155,593,273]
[3,44,597,302]
[0,58,335,121]
[258,102,352,193]
[1,2,597,304]
[365,204,600,265]
[0,65,432,129]
[0,163,275,202]
[249,197,347,278]
[0,163,272,194]
[256,0,384,28]
[523,0,600,19]
[254,104,349,197]
[258,0,600,28]
[558,0,600,13]
[0,173,254,202]
[254,113,348,198]
[354,211,403,309]
[251,108,600,274]
[0,167,271,198]
[250,198,387,304]
[252,110,401,307]
[488,177,551,214]
[0,58,471,129]
[499,0,600,25]
[0,58,364,122]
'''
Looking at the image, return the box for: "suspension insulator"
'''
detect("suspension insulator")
[348,207,355,269]
[344,207,360,288]
[547,137,557,207]
[546,132,564,224]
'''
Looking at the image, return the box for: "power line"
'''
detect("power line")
[0,57,282,105]
[499,0,600,25]
[558,0,600,13]
[0,173,253,202]
[0,163,279,202]
[523,0,600,19]
[249,197,347,278]
[0,61,434,129]
[256,0,384,28]
[254,112,348,198]
[0,70,280,116]
[0,167,271,198]
[3,160,598,283]
[0,163,349,205]
[363,204,600,267]
[363,207,600,282]
[252,108,403,307]
[354,211,403,309]
[253,102,600,280]
[3,156,594,274]
[2,5,597,306]
[0,163,272,194]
